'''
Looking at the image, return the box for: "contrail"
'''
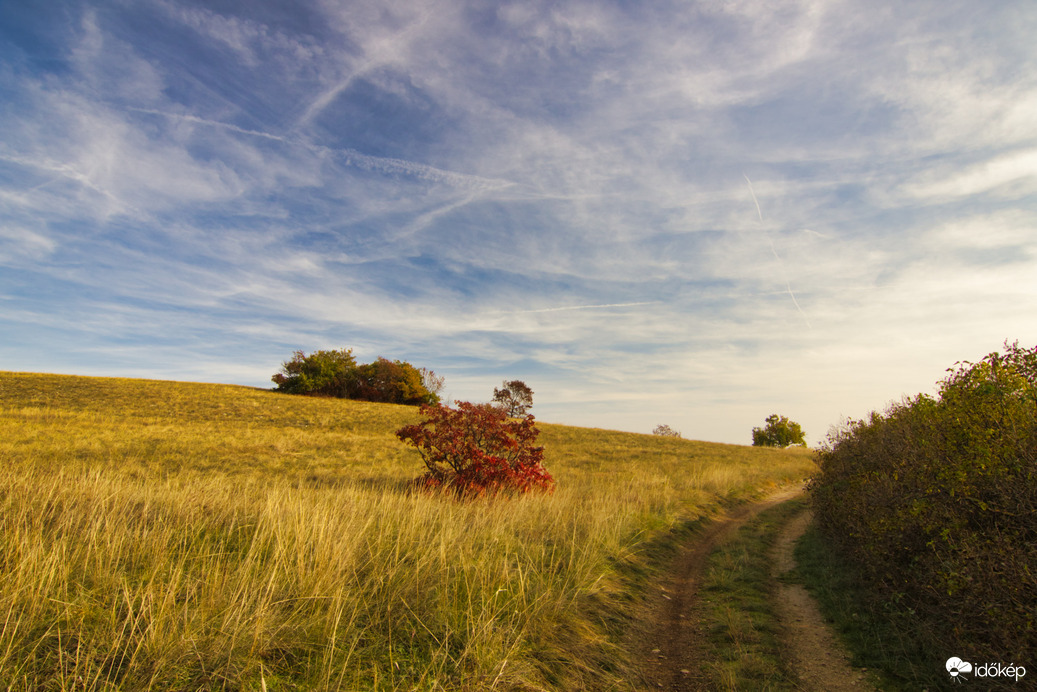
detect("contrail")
[744,175,812,330]
[296,72,362,128]
[127,107,515,191]
[744,174,764,222]
[325,147,516,191]
[127,108,288,141]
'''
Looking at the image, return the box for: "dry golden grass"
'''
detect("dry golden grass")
[0,372,815,690]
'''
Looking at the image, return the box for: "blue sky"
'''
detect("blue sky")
[2,0,1036,445]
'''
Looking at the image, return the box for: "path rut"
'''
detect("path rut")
[771,508,873,690]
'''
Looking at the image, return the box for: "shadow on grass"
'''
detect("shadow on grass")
[297,473,414,493]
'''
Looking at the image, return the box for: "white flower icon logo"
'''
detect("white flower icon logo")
[946,657,972,682]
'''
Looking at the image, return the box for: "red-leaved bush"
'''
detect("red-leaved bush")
[396,401,555,496]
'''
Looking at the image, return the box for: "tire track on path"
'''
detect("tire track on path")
[641,486,804,691]
[771,508,873,691]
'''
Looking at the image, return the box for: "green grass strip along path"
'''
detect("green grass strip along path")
[697,497,807,691]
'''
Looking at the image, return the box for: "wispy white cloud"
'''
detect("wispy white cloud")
[153,0,327,68]
[495,302,662,315]
[0,226,57,262]
[904,148,1037,201]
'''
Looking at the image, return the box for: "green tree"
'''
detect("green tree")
[752,414,806,447]
[271,348,357,397]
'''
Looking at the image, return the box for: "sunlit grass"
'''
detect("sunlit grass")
[0,372,815,690]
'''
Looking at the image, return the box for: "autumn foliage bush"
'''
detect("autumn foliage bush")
[396,401,555,497]
[810,341,1037,662]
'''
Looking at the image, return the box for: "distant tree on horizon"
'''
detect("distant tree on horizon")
[752,414,806,447]
[652,424,681,438]
[492,380,534,417]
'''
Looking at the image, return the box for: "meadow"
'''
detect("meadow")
[0,372,815,690]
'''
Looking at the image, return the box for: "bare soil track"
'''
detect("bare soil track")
[771,509,872,691]
[639,487,873,691]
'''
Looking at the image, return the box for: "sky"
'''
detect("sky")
[2,0,1036,445]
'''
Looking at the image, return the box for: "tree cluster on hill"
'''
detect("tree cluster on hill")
[272,348,442,406]
[810,340,1037,664]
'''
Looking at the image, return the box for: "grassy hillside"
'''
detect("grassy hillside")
[0,372,815,690]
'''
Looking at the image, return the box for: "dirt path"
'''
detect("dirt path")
[771,509,872,691]
[640,488,873,691]
[640,486,804,691]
